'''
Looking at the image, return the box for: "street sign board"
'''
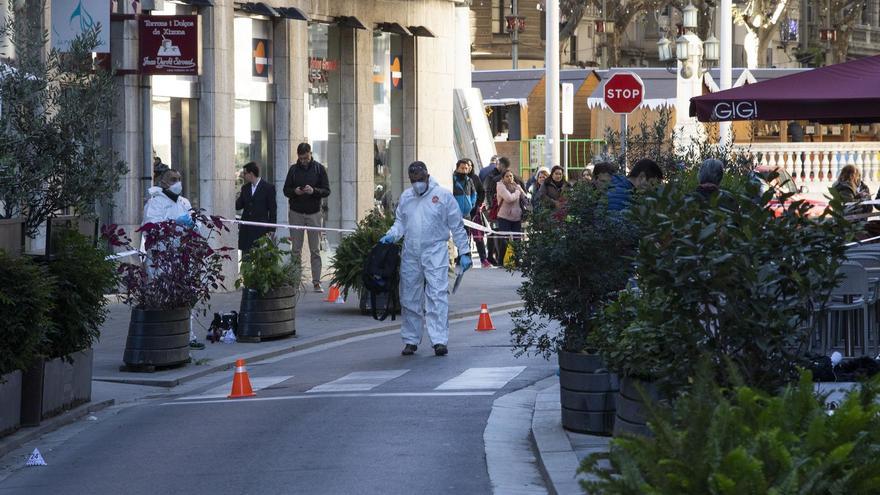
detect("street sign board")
[561,83,574,135]
[139,15,199,75]
[603,73,644,114]
[51,0,110,53]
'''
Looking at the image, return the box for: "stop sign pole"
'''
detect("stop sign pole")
[603,73,645,171]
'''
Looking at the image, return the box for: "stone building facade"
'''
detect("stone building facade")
[103,0,468,249]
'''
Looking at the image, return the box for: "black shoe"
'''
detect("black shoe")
[401,344,418,356]
[433,344,448,356]
[189,340,205,350]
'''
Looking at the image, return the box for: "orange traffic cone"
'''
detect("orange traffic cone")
[476,304,495,331]
[324,285,341,303]
[227,359,256,399]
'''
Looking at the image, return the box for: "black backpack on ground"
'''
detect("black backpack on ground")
[362,242,401,321]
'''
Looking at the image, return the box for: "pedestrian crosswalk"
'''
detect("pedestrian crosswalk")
[173,366,530,403]
[434,366,526,390]
[306,370,409,393]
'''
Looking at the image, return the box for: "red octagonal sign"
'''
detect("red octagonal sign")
[603,73,645,114]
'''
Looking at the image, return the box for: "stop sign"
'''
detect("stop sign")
[603,73,645,114]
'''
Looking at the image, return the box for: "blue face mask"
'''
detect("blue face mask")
[412,181,428,196]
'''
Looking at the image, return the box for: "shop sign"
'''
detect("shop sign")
[252,39,271,78]
[139,15,199,75]
[308,57,338,95]
[51,0,111,52]
[391,56,402,89]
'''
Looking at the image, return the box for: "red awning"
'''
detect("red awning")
[689,55,880,124]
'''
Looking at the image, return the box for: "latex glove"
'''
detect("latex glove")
[379,234,395,244]
[174,214,194,227]
[459,255,473,272]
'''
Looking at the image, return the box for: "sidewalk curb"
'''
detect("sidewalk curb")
[531,380,589,495]
[0,399,114,459]
[485,375,557,495]
[93,301,524,388]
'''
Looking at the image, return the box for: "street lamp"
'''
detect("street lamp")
[656,1,718,79]
[682,2,698,30]
[657,35,673,62]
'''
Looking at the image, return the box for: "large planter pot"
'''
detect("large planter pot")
[613,377,660,438]
[20,349,93,426]
[237,287,297,343]
[0,370,22,436]
[359,291,401,317]
[558,350,618,436]
[122,308,191,372]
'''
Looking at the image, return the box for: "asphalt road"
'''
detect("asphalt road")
[0,312,554,495]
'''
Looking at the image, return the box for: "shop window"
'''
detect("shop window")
[152,96,200,207]
[234,100,273,181]
[234,15,274,182]
[234,17,273,85]
[373,31,405,211]
[308,23,342,229]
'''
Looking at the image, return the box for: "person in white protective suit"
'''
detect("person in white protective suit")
[142,169,205,349]
[380,161,473,356]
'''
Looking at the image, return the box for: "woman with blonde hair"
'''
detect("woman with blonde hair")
[832,165,871,215]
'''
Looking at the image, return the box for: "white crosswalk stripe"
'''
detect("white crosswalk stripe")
[175,376,293,400]
[306,370,409,393]
[434,367,526,390]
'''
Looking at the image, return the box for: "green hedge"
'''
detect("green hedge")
[0,251,53,375]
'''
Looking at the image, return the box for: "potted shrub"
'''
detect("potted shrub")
[235,236,302,342]
[590,180,853,436]
[329,208,399,315]
[19,230,117,423]
[20,230,116,425]
[512,182,640,435]
[580,363,880,494]
[102,212,233,372]
[0,251,52,435]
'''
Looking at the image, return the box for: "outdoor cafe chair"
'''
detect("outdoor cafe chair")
[818,262,871,358]
[844,254,880,354]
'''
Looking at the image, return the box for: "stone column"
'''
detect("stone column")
[110,5,146,237]
[198,0,238,280]
[339,27,374,229]
[273,17,309,225]
[674,32,707,154]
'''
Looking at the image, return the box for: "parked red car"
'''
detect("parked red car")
[749,165,828,217]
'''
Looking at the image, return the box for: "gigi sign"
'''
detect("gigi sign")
[712,101,759,120]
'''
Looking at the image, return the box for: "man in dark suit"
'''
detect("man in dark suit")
[236,162,277,254]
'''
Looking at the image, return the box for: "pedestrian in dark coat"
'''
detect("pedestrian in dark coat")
[236,161,277,252]
[283,142,331,292]
[538,166,569,210]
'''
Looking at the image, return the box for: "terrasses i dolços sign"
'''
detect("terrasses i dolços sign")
[139,15,199,76]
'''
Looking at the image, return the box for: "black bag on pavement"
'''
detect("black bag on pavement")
[362,243,401,321]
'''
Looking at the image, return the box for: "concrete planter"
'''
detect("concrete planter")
[0,370,22,437]
[20,349,93,426]
[558,350,618,436]
[237,287,297,343]
[122,308,191,372]
[613,377,661,438]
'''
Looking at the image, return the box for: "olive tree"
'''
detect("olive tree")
[0,1,127,238]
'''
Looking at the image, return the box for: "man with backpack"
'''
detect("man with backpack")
[379,161,472,357]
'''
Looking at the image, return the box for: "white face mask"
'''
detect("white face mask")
[412,181,428,196]
[168,182,183,195]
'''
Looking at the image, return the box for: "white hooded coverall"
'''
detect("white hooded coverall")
[384,177,470,346]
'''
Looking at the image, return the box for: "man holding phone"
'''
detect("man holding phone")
[283,142,331,292]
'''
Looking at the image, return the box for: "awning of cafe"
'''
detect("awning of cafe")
[472,68,592,107]
[689,55,880,124]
